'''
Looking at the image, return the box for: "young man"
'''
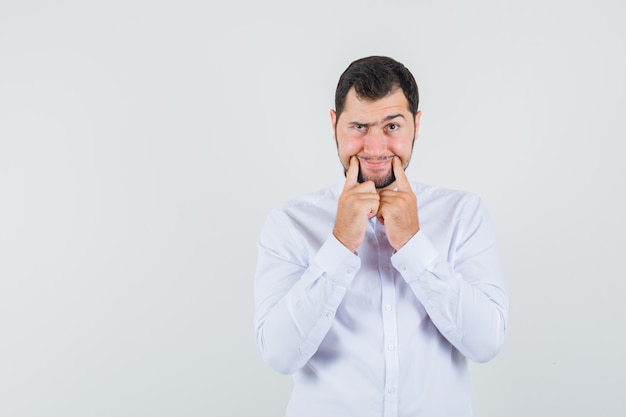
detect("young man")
[254,56,508,417]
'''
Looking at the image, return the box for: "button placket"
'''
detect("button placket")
[375,221,399,416]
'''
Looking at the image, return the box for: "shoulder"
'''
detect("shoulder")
[259,182,341,250]
[279,182,341,210]
[410,180,481,206]
[262,182,341,228]
[272,181,342,217]
[408,180,488,226]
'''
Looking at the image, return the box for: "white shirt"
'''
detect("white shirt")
[254,179,508,417]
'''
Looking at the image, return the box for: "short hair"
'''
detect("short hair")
[334,56,419,121]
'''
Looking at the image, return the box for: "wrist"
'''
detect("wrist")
[332,230,359,254]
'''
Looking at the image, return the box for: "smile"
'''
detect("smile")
[357,155,394,170]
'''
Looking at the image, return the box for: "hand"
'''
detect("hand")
[376,156,420,250]
[333,156,380,252]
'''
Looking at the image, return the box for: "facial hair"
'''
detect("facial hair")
[357,164,396,189]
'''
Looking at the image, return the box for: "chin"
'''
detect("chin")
[359,170,396,189]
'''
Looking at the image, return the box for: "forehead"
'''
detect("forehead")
[340,87,411,122]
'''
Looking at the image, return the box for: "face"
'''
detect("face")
[331,87,421,188]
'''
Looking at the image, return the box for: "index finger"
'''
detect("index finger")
[343,156,359,190]
[392,156,410,191]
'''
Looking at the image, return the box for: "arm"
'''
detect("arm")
[255,157,377,374]
[391,195,508,363]
[253,209,360,374]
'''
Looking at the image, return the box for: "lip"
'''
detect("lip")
[357,156,393,171]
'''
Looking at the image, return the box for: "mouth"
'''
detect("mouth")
[357,155,394,171]
[355,155,396,188]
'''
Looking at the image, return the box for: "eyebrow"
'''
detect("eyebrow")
[349,113,406,127]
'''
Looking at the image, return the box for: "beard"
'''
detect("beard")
[358,165,396,189]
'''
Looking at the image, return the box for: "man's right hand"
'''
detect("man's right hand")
[333,156,380,253]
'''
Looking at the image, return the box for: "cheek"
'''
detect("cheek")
[337,138,363,160]
[389,138,413,158]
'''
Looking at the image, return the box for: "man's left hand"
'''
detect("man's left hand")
[376,156,420,250]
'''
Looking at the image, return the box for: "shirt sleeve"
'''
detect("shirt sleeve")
[390,194,509,363]
[253,208,361,374]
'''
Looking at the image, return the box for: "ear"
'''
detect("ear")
[413,110,422,140]
[330,109,338,141]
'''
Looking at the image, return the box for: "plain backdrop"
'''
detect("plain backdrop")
[1,0,625,416]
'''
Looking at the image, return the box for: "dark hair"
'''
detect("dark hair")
[334,56,419,120]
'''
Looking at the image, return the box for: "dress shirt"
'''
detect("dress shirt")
[254,178,508,417]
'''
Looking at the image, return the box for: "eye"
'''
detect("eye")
[353,124,367,132]
[387,123,398,131]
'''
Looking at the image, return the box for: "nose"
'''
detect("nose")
[363,130,388,156]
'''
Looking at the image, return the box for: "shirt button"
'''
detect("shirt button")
[388,387,396,394]
[385,304,392,311]
[325,311,332,317]
[387,344,395,351]
[382,265,389,271]
[377,231,385,237]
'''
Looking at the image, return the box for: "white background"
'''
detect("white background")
[1,1,625,416]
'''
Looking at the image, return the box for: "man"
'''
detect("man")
[254,56,508,417]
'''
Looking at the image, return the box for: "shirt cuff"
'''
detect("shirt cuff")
[391,230,440,283]
[312,235,361,287]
